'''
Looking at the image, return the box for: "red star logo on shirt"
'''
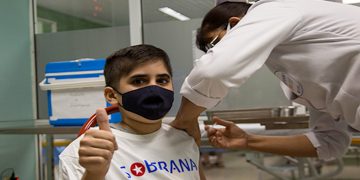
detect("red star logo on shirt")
[130,162,146,176]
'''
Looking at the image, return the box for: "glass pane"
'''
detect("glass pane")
[142,0,290,116]
[35,0,131,119]
[36,0,129,34]
[142,0,214,116]
[142,0,213,23]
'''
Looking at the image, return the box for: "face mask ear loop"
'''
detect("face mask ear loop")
[226,23,231,32]
[107,86,124,108]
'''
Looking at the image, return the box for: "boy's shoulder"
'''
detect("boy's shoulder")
[161,123,193,139]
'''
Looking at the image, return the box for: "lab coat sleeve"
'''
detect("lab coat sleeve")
[181,2,303,108]
[304,108,351,160]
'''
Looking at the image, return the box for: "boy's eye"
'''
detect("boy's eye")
[157,78,170,85]
[131,78,147,85]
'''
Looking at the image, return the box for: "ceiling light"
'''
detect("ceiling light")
[158,7,190,21]
[343,0,360,4]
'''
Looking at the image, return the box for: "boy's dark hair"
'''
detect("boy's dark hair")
[196,2,251,52]
[104,44,172,88]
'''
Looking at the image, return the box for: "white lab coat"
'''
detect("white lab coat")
[181,0,360,159]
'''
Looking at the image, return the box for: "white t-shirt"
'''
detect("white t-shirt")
[181,0,360,159]
[59,124,200,180]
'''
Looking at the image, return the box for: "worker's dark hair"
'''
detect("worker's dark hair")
[104,44,172,88]
[196,2,251,52]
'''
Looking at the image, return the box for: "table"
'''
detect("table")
[0,119,80,180]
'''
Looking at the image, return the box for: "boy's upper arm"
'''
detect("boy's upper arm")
[170,118,201,146]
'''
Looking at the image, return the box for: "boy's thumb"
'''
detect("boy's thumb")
[96,108,111,132]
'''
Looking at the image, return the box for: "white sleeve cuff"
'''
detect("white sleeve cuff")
[304,131,321,149]
[304,131,327,159]
[305,131,345,160]
[180,77,222,109]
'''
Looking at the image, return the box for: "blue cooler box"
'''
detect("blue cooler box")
[39,59,121,126]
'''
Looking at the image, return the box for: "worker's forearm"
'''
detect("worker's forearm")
[174,97,206,123]
[246,134,317,157]
[171,97,205,145]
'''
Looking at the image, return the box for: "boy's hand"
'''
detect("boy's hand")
[79,108,118,178]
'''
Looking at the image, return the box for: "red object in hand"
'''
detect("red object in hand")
[77,105,119,137]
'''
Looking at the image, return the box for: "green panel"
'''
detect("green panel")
[0,0,34,121]
[0,0,36,180]
[0,135,37,179]
[37,6,108,33]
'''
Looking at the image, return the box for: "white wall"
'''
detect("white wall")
[35,18,291,119]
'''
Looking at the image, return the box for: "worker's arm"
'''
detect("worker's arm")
[170,97,207,179]
[170,97,206,145]
[180,3,302,109]
[247,134,317,157]
[206,117,317,157]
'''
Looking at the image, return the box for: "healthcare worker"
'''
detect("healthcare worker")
[171,0,360,160]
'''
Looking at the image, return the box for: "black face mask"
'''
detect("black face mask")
[112,85,174,120]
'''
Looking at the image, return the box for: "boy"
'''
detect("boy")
[59,44,201,179]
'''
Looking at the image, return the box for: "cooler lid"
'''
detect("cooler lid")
[45,58,105,74]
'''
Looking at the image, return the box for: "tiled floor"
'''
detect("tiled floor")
[203,151,360,180]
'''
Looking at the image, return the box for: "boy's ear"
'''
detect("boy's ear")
[228,17,241,28]
[104,87,119,105]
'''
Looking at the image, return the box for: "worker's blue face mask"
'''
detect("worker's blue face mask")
[112,85,174,120]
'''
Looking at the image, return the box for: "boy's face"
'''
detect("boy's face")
[105,59,173,123]
[118,60,173,95]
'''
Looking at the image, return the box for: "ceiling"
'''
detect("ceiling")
[36,0,215,26]
[36,0,360,26]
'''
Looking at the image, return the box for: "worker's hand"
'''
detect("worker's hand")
[170,118,201,146]
[79,108,118,178]
[205,117,248,149]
